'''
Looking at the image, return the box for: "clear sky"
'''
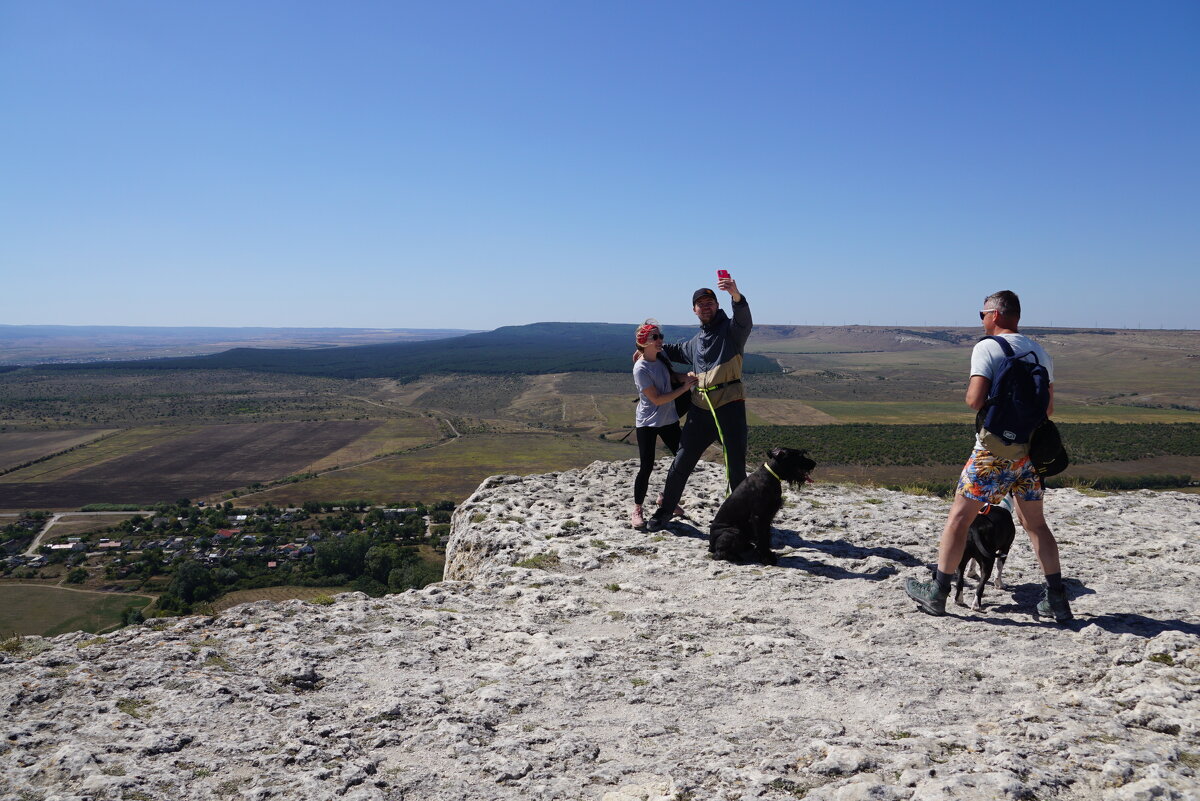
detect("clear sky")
[2,1,1197,330]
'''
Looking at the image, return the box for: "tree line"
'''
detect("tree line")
[747,422,1200,466]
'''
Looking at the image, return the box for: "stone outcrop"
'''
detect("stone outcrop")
[2,459,1199,800]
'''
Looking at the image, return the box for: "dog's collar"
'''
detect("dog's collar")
[763,463,782,482]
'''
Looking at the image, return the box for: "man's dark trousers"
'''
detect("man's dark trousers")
[657,400,747,516]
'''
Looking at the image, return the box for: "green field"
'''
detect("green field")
[0,585,153,637]
[749,421,1200,464]
[1043,405,1200,423]
[801,401,1200,425]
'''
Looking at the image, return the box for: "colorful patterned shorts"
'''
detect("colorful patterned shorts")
[956,447,1044,505]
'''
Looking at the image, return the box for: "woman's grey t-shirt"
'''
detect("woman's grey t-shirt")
[633,357,679,428]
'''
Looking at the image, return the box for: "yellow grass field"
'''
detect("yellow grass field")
[39,514,140,542]
[0,429,119,473]
[0,426,201,483]
[804,401,980,424]
[241,432,638,505]
[596,396,636,428]
[747,399,840,425]
[0,585,153,637]
[598,396,840,428]
[301,416,442,472]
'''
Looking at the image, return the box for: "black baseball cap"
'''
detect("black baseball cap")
[692,287,717,305]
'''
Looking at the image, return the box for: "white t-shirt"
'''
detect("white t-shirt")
[970,333,1054,449]
[970,334,1054,384]
[633,357,679,428]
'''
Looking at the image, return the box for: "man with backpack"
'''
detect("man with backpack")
[904,290,1074,622]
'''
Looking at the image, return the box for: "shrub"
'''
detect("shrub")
[515,553,560,570]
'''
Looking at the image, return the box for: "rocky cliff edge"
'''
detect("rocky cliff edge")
[2,459,1199,801]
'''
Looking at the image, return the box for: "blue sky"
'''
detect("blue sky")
[2,1,1197,330]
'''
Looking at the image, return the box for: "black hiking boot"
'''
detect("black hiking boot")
[645,509,672,533]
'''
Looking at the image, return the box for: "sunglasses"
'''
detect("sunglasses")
[647,333,663,341]
[979,309,998,320]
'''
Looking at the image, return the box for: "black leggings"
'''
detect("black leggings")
[634,423,682,504]
[658,400,748,514]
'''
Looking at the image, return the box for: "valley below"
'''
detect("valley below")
[1,324,1197,636]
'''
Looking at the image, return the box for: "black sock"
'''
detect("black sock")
[1044,572,1064,591]
[934,569,954,593]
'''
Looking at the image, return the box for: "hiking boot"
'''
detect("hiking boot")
[630,505,646,531]
[905,577,949,617]
[1037,584,1074,623]
[657,494,686,518]
[645,510,672,533]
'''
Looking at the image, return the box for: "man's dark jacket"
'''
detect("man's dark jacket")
[664,296,752,411]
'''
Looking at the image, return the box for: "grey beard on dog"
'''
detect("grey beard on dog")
[709,447,816,565]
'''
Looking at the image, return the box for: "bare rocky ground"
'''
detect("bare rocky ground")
[2,459,1198,801]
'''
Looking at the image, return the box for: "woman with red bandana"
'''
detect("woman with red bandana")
[631,319,697,530]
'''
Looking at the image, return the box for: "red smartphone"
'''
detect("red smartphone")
[717,269,730,281]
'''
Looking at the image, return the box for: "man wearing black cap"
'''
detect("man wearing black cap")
[647,274,752,532]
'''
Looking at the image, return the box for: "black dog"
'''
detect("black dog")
[954,505,1017,610]
[710,447,816,565]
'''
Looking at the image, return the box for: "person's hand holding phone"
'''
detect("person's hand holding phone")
[716,269,739,299]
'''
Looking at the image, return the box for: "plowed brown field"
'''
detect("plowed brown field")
[0,421,379,509]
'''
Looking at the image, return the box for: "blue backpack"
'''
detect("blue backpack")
[976,336,1051,447]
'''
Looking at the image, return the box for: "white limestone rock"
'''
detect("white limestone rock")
[2,458,1199,800]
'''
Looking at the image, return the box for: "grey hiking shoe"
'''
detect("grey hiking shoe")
[1037,585,1074,623]
[905,577,949,616]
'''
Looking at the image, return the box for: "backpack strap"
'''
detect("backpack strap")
[986,335,1015,357]
[978,336,1013,416]
[987,334,1042,365]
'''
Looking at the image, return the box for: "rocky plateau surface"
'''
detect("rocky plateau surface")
[2,459,1199,801]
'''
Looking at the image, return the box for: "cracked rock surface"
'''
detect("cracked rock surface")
[3,459,1199,800]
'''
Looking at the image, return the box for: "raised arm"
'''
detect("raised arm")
[719,276,751,348]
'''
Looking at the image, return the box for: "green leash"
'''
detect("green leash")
[698,385,733,496]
